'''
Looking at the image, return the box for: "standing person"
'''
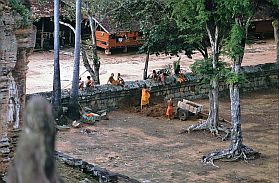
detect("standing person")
[166,98,174,120]
[85,76,93,87]
[141,84,150,111]
[117,73,125,86]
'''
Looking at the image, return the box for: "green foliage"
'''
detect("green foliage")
[111,0,194,57]
[190,58,228,84]
[9,0,30,27]
[167,0,209,57]
[223,24,246,61]
[139,17,194,57]
[224,71,246,85]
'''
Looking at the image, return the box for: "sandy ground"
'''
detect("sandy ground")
[26,40,276,93]
[56,89,278,183]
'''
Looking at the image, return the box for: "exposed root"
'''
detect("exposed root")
[180,119,230,141]
[202,144,260,166]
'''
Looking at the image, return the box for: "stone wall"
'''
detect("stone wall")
[0,1,35,174]
[30,63,278,112]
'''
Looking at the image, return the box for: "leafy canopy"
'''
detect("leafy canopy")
[9,0,30,27]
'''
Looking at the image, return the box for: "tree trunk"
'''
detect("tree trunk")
[207,78,219,129]
[206,23,219,130]
[68,0,82,120]
[228,17,247,155]
[143,51,150,80]
[273,19,279,66]
[88,15,100,84]
[81,47,97,82]
[58,19,98,85]
[202,17,259,164]
[229,63,242,151]
[185,23,220,133]
[52,0,62,121]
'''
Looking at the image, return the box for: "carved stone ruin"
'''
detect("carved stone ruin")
[0,0,35,174]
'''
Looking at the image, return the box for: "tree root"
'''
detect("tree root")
[202,144,260,166]
[180,119,230,141]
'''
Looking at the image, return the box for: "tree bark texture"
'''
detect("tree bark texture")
[186,23,221,134]
[202,58,259,164]
[205,22,219,129]
[274,19,279,92]
[68,0,82,120]
[88,14,100,84]
[143,51,150,80]
[202,18,259,164]
[81,47,97,82]
[229,64,242,151]
[52,0,62,120]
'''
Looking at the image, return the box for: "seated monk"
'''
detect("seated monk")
[151,70,159,81]
[160,72,167,85]
[117,73,125,86]
[177,73,186,84]
[141,84,150,111]
[85,76,94,87]
[108,73,121,86]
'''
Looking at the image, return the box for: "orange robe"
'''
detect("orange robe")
[166,105,174,116]
[109,76,119,85]
[141,89,150,107]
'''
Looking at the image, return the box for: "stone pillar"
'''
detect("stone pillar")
[14,28,36,126]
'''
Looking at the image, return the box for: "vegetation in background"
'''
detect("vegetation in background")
[9,0,30,27]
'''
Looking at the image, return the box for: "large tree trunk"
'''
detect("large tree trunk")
[207,24,220,130]
[202,19,259,164]
[274,19,279,93]
[207,78,219,129]
[52,0,62,120]
[143,51,150,80]
[68,0,82,120]
[202,57,259,164]
[81,48,97,81]
[88,15,100,84]
[186,23,220,133]
[273,19,279,65]
[229,64,242,151]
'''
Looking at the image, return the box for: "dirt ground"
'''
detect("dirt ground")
[56,89,278,183]
[26,39,276,93]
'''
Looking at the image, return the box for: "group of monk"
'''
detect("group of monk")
[79,76,94,90]
[150,68,186,84]
[140,84,174,120]
[107,73,125,86]
[150,70,167,84]
[141,68,187,119]
[79,73,125,90]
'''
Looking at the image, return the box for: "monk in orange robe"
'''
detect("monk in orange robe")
[141,84,150,111]
[166,98,174,120]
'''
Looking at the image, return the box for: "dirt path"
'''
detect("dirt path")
[56,89,278,183]
[27,40,276,93]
